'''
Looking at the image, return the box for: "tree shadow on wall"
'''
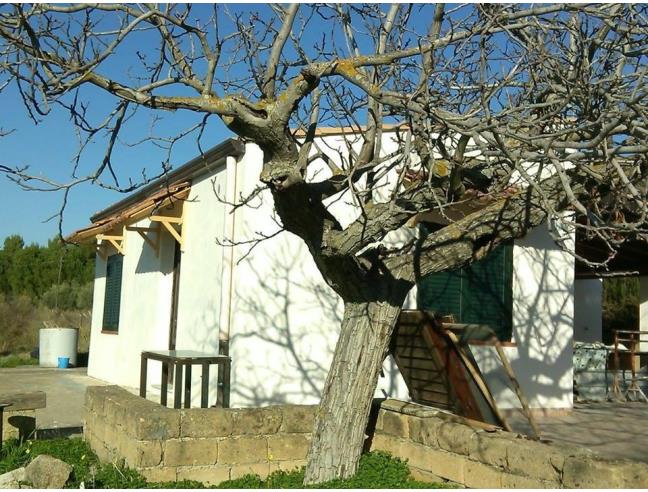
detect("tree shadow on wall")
[228,239,342,406]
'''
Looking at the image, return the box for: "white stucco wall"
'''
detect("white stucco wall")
[227,142,409,407]
[471,220,575,410]
[87,219,175,390]
[573,279,603,342]
[171,170,228,407]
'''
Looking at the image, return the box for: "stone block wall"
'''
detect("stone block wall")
[85,387,648,488]
[84,386,316,484]
[370,399,648,488]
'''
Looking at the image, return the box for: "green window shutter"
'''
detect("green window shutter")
[461,244,513,341]
[416,225,513,341]
[102,254,123,332]
[417,269,463,321]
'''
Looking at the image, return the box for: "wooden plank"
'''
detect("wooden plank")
[395,325,422,336]
[150,215,183,224]
[407,377,449,391]
[391,347,431,359]
[494,341,540,439]
[394,337,429,349]
[96,234,124,240]
[398,367,447,383]
[412,390,452,406]
[422,324,485,422]
[160,220,183,246]
[444,329,511,431]
[0,391,46,411]
[398,359,445,372]
[107,238,124,255]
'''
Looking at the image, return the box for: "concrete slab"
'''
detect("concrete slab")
[508,402,648,463]
[0,366,108,431]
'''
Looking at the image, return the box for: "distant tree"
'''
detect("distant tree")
[0,234,94,302]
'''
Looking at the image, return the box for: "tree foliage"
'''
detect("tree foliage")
[0,234,95,307]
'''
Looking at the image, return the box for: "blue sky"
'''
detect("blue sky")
[0,2,373,245]
[0,4,478,245]
[0,81,234,245]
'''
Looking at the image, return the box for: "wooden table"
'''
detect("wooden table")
[139,350,230,409]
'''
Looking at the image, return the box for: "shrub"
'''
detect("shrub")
[41,281,93,311]
[0,354,38,368]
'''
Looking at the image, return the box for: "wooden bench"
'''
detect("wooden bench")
[0,391,46,445]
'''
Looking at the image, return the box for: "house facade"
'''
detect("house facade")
[71,130,643,413]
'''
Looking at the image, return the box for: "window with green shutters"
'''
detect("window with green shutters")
[417,227,514,341]
[102,254,123,332]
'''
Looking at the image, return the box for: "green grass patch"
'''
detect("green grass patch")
[0,354,38,368]
[0,438,449,489]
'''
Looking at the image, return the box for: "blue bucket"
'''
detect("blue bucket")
[57,357,70,369]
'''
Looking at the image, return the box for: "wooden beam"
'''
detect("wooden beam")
[96,234,124,241]
[443,329,512,432]
[126,226,158,232]
[160,220,183,246]
[96,230,125,255]
[493,340,541,440]
[107,238,125,255]
[150,215,183,224]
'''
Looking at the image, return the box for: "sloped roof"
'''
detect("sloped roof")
[67,138,244,243]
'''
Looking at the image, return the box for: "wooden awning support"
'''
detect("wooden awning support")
[150,214,184,248]
[126,224,161,257]
[96,229,125,256]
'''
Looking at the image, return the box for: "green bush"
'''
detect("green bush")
[42,281,94,310]
[0,354,38,368]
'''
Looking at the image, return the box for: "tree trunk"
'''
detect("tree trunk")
[303,298,404,484]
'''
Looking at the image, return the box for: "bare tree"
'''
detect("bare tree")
[1,3,647,483]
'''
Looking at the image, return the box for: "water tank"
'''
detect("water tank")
[39,328,78,367]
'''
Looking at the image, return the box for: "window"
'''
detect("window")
[417,227,513,341]
[102,254,123,332]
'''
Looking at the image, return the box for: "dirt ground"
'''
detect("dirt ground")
[0,366,107,433]
[508,402,648,463]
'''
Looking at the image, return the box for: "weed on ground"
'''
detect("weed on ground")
[0,438,449,489]
[0,354,38,368]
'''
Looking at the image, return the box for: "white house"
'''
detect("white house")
[69,129,648,414]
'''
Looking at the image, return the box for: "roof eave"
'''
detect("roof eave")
[90,138,244,223]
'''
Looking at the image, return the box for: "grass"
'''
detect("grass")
[0,438,449,489]
[0,354,38,368]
